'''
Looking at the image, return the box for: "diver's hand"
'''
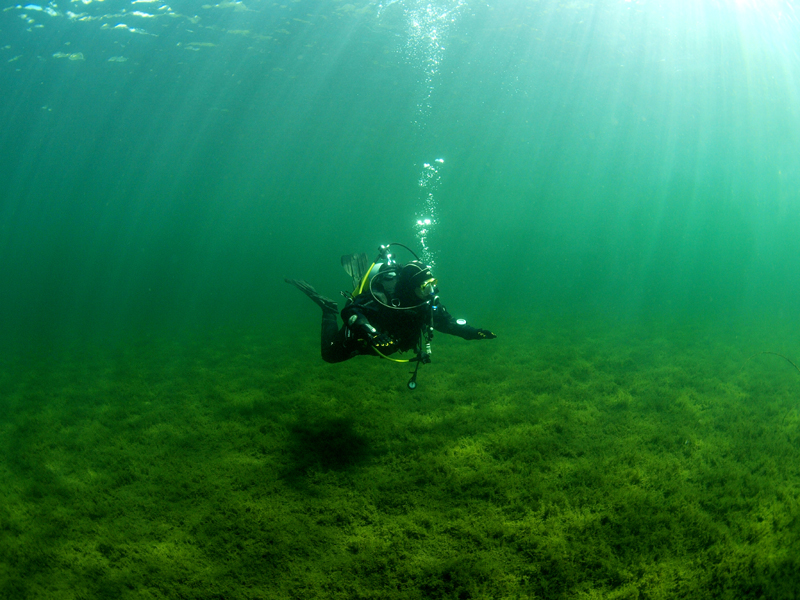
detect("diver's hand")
[361,324,396,350]
[369,332,396,350]
[475,329,496,340]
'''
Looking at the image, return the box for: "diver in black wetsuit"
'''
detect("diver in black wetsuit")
[286,244,496,389]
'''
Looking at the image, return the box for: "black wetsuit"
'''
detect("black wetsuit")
[320,289,487,364]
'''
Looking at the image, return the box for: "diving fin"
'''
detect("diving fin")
[341,252,369,290]
[285,279,339,314]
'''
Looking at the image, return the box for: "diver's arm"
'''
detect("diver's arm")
[341,304,395,348]
[432,302,496,340]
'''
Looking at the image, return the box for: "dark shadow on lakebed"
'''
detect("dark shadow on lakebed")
[282,416,372,483]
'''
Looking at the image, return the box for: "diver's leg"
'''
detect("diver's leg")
[321,313,354,363]
[285,278,353,362]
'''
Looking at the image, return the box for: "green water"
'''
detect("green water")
[2,0,800,597]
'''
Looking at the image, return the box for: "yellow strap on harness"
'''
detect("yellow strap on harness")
[357,262,376,296]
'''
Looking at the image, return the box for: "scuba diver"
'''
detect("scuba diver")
[285,243,496,389]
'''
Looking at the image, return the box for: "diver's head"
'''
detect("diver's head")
[397,260,437,304]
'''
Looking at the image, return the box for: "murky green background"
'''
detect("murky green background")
[3,0,799,350]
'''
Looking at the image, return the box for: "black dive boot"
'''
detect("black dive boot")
[285,279,339,314]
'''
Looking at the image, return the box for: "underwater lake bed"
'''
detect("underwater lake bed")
[1,315,799,599]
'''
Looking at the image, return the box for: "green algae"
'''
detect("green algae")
[1,317,800,599]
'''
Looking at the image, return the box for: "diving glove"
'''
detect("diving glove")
[362,324,395,350]
[473,329,497,340]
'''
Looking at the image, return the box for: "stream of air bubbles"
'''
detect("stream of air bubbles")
[379,0,466,266]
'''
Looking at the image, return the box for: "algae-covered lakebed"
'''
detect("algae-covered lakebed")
[1,315,799,599]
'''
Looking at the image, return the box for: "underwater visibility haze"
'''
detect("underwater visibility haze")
[2,0,800,597]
